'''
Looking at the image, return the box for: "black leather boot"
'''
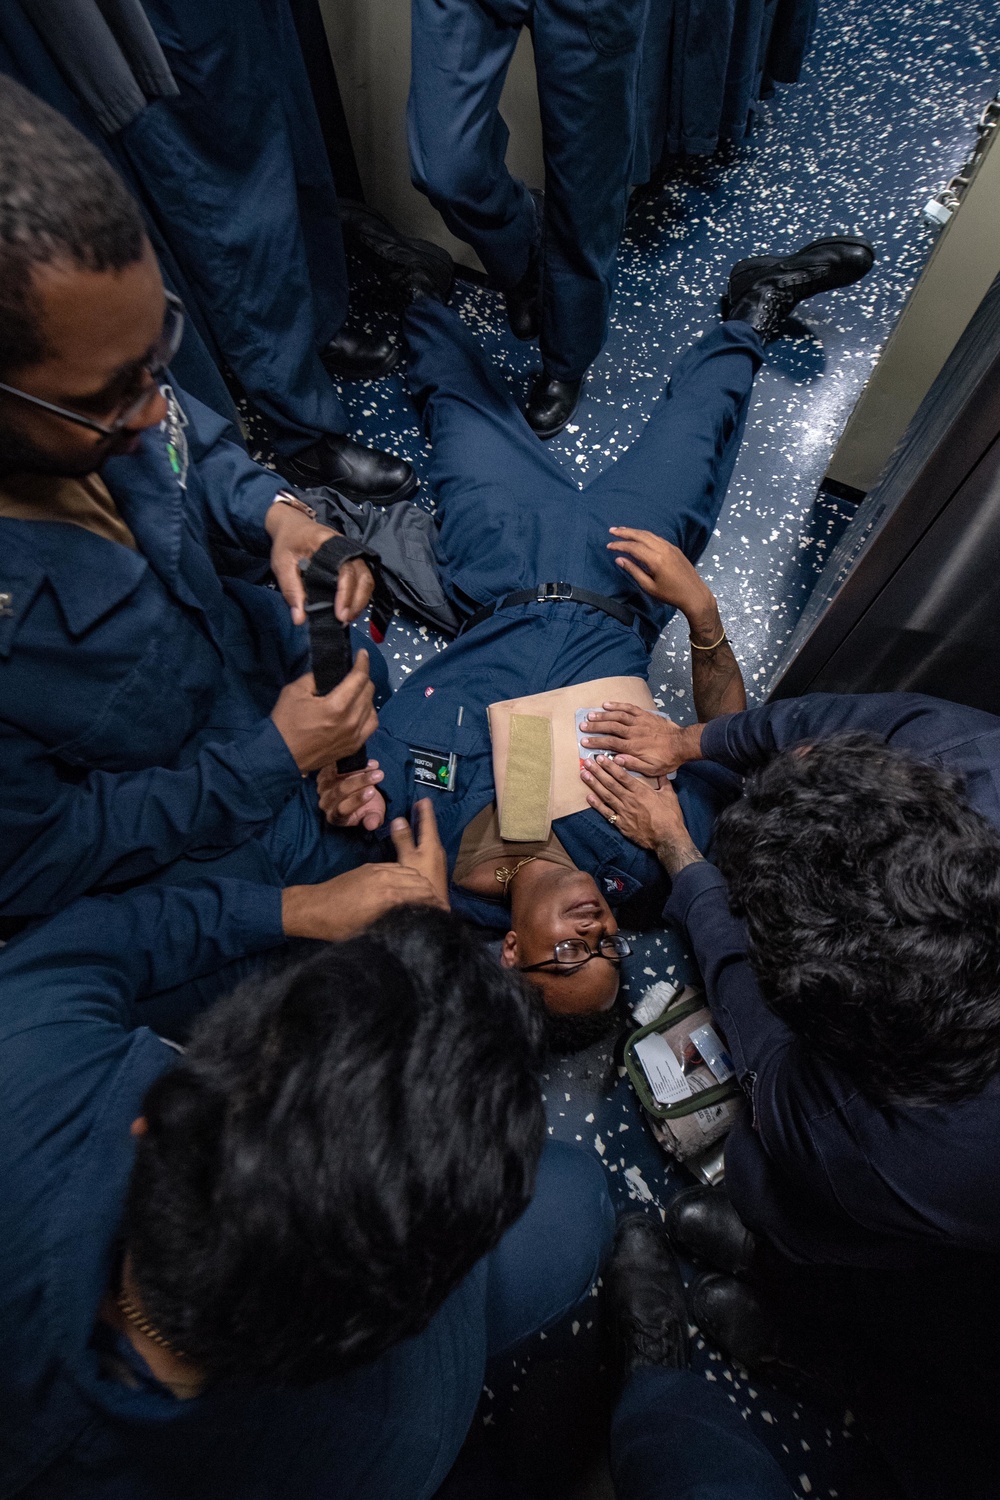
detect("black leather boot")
[524,371,583,439]
[277,433,417,505]
[723,235,875,341]
[321,325,400,380]
[605,1214,690,1388]
[338,199,455,306]
[665,1185,756,1275]
[504,245,541,341]
[688,1272,779,1369]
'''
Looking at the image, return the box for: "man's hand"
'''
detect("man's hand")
[389,799,450,910]
[317,759,386,831]
[581,755,703,877]
[270,655,378,773]
[265,500,374,626]
[281,862,444,941]
[581,703,703,776]
[607,527,716,623]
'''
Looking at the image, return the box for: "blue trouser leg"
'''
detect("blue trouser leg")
[485,1140,615,1354]
[405,298,578,606]
[577,321,765,622]
[408,0,645,377]
[408,0,537,289]
[123,0,349,457]
[531,0,646,380]
[611,1368,792,1500]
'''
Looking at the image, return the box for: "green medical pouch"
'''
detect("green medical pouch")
[624,986,744,1166]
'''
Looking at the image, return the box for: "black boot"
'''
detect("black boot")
[525,371,583,440]
[338,199,455,306]
[277,433,417,505]
[605,1214,690,1387]
[321,325,400,380]
[723,235,875,341]
[665,1185,756,1275]
[504,244,541,341]
[688,1272,779,1369]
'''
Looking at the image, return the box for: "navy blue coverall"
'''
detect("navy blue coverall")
[668,690,1000,1269]
[0,0,352,459]
[369,296,763,919]
[0,882,613,1500]
[0,384,387,923]
[408,0,649,381]
[666,691,1000,1500]
[116,0,353,459]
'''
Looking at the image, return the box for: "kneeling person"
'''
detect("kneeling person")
[0,872,612,1498]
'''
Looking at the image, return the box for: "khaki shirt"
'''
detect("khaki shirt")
[0,472,137,550]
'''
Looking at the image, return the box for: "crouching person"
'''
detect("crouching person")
[0,878,613,1499]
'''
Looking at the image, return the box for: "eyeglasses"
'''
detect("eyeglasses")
[519,934,632,975]
[0,291,185,438]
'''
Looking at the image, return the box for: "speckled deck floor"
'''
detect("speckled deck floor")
[254,2,998,1494]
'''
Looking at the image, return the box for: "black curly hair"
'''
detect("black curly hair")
[713,733,1000,1107]
[125,906,547,1383]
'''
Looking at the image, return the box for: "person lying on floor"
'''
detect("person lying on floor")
[0,877,613,1500]
[0,80,446,931]
[316,240,874,1038]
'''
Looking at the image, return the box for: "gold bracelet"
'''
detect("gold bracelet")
[689,628,728,651]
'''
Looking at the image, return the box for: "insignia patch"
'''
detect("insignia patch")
[603,875,626,894]
[410,747,457,792]
[161,383,190,490]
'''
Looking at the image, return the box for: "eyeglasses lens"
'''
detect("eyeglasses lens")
[551,936,631,966]
[554,940,591,965]
[114,298,186,429]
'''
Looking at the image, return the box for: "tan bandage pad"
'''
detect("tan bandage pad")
[489,676,659,839]
[499,715,553,841]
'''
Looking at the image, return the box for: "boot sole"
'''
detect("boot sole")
[340,201,455,300]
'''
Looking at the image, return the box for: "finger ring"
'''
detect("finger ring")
[607,811,619,825]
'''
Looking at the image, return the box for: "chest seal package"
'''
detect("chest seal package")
[624,986,744,1169]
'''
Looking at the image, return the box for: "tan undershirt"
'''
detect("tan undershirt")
[0,472,137,549]
[454,802,575,897]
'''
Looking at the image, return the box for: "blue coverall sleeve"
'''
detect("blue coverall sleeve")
[0,880,285,1042]
[664,864,853,1198]
[366,728,414,823]
[0,718,301,917]
[179,388,288,555]
[699,691,1000,772]
[664,862,793,1085]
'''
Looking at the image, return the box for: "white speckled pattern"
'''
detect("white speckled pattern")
[240,2,999,1491]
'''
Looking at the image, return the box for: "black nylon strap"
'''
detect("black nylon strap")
[300,535,389,772]
[459,583,653,645]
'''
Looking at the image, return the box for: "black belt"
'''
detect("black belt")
[459,582,655,646]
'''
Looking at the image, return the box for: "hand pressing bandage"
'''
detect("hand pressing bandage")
[489,676,660,843]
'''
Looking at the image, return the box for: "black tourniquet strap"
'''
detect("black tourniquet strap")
[300,536,388,772]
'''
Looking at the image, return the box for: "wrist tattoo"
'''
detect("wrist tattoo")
[655,838,705,878]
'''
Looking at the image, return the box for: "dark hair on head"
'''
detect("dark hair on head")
[125,906,547,1384]
[713,733,1000,1107]
[0,79,145,374]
